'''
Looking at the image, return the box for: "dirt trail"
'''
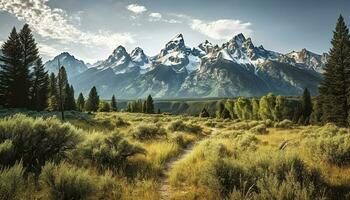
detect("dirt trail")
[158,128,217,200]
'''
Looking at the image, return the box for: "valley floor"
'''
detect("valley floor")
[0,110,350,199]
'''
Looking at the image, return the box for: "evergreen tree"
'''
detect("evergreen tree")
[47,73,58,111]
[64,83,75,110]
[221,107,231,119]
[19,24,39,73]
[20,24,42,108]
[200,107,210,118]
[319,16,350,126]
[85,86,99,112]
[70,85,76,110]
[111,95,117,111]
[145,95,154,113]
[310,96,323,125]
[301,88,312,124]
[142,101,147,113]
[0,27,25,107]
[31,59,49,111]
[77,93,85,111]
[57,66,68,119]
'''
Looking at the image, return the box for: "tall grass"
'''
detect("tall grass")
[0,163,24,200]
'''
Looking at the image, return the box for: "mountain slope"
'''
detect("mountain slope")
[46,33,327,99]
[44,52,88,79]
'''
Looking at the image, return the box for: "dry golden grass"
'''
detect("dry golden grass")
[1,111,350,199]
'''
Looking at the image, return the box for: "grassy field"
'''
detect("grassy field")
[0,110,350,199]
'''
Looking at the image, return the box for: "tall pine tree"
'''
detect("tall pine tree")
[20,24,40,108]
[301,88,312,124]
[319,15,350,126]
[145,95,154,114]
[0,27,25,107]
[31,59,49,111]
[85,86,99,112]
[58,66,68,119]
[77,93,85,111]
[47,72,58,111]
[64,83,76,110]
[111,95,117,111]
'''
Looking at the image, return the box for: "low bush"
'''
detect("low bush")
[302,125,350,166]
[249,124,268,135]
[0,114,81,174]
[274,119,293,128]
[168,120,202,134]
[0,163,24,200]
[236,134,260,151]
[212,159,248,197]
[132,123,167,140]
[81,132,145,169]
[115,117,130,127]
[40,162,97,200]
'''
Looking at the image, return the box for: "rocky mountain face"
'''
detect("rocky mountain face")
[45,33,327,99]
[44,52,88,79]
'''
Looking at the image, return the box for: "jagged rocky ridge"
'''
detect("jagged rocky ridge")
[45,33,327,99]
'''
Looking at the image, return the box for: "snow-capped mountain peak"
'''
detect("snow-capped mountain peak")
[46,33,328,99]
[161,33,186,56]
[231,33,246,46]
[130,47,149,65]
[286,48,327,73]
[44,52,88,79]
[198,40,214,54]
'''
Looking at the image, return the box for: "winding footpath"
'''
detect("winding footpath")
[158,128,217,199]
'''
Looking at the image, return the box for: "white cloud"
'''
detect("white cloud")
[0,0,135,55]
[148,12,181,24]
[149,12,162,19]
[127,4,147,14]
[38,43,61,58]
[190,19,252,40]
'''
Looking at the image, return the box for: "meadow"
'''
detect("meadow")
[0,110,350,200]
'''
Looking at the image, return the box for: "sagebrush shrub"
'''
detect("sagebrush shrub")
[115,117,130,127]
[274,119,293,128]
[302,125,350,165]
[0,114,81,173]
[249,124,268,134]
[0,163,24,200]
[82,132,145,169]
[213,159,247,197]
[168,120,202,134]
[236,134,260,151]
[40,162,97,200]
[133,123,167,140]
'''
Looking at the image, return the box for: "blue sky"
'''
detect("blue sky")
[0,0,349,63]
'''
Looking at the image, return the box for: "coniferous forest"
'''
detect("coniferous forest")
[1,10,350,200]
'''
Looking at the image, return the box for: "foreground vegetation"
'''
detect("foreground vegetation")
[0,110,349,200]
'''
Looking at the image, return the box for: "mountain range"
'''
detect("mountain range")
[44,33,328,99]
